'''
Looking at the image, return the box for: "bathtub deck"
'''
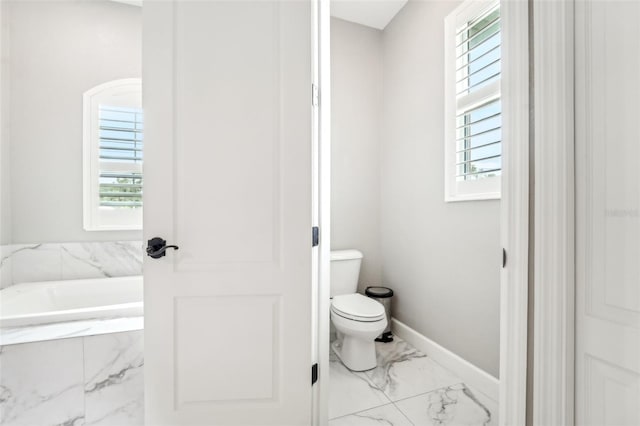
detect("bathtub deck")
[0,316,143,346]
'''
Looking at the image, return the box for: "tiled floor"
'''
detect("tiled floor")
[329,337,498,425]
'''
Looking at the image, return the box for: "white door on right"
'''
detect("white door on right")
[575,1,640,425]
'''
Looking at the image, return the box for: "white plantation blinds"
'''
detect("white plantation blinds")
[456,4,501,181]
[456,99,501,180]
[456,5,501,98]
[98,105,144,207]
[445,0,501,201]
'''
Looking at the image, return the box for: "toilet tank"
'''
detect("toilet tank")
[330,249,364,297]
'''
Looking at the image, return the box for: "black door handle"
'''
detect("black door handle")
[146,237,179,259]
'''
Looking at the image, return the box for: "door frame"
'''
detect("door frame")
[531,0,576,424]
[498,0,530,424]
[314,0,331,424]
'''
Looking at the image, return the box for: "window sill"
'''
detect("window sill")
[445,192,501,203]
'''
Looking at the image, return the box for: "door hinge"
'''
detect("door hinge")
[312,227,319,247]
[311,363,318,385]
[502,248,507,268]
[312,84,319,107]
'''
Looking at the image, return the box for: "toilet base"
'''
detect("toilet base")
[331,338,377,372]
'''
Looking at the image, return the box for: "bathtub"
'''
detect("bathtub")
[0,276,143,328]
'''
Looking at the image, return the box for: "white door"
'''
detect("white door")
[142,1,314,424]
[575,1,640,424]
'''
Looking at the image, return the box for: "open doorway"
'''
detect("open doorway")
[317,1,529,424]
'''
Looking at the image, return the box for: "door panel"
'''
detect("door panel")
[584,356,640,426]
[575,1,640,424]
[175,296,280,404]
[174,2,281,267]
[143,1,313,424]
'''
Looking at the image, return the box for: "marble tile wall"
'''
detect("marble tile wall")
[0,330,144,426]
[0,242,143,289]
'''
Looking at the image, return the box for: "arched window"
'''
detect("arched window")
[83,78,143,230]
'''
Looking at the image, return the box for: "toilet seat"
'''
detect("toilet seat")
[331,293,385,322]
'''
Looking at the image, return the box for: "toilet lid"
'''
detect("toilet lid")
[331,293,385,321]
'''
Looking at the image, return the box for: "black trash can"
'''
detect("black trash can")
[365,286,394,343]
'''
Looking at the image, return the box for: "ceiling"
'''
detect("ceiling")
[111,0,408,31]
[330,0,408,30]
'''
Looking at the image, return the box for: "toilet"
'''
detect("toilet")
[330,249,387,371]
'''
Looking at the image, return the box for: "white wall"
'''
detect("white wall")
[3,1,142,243]
[331,18,383,291]
[380,0,501,377]
[1,2,10,245]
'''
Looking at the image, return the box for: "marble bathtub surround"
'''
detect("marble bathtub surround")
[0,241,143,289]
[60,242,143,281]
[84,332,144,425]
[0,338,85,426]
[0,330,144,426]
[329,338,497,426]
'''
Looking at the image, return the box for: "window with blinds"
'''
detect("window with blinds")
[98,105,144,208]
[445,0,501,201]
[83,78,143,230]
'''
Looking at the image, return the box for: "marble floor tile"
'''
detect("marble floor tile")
[365,338,461,402]
[0,338,85,426]
[329,348,392,419]
[464,385,499,425]
[394,383,497,426]
[329,403,413,426]
[83,331,144,426]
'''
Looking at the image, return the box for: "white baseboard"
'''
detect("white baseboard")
[391,318,499,401]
